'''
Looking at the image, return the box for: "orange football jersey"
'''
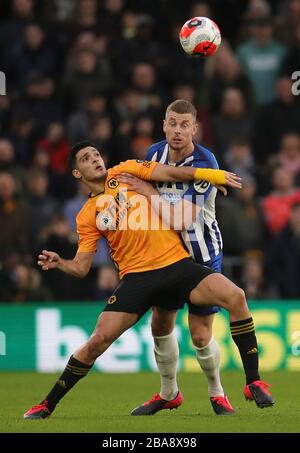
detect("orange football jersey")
[76,160,189,277]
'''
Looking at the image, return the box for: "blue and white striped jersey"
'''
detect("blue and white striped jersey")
[147,140,223,264]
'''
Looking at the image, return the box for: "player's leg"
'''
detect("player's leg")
[151,307,179,401]
[131,307,183,415]
[24,311,138,419]
[188,312,234,414]
[24,270,157,419]
[189,273,274,408]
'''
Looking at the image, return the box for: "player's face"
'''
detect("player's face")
[163,112,197,150]
[74,146,107,181]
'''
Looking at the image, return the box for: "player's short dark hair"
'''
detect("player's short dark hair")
[68,140,97,171]
[166,99,197,120]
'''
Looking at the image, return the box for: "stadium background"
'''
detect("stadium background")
[0,0,300,433]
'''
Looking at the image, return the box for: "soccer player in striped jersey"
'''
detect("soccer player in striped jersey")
[123,100,266,416]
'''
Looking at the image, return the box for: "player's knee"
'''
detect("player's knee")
[151,318,174,337]
[191,328,211,348]
[87,330,113,358]
[230,287,247,315]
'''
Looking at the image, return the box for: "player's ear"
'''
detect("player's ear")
[192,121,198,136]
[72,168,82,180]
[163,119,167,133]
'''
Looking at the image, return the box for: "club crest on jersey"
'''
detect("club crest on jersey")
[194,179,210,193]
[108,178,119,189]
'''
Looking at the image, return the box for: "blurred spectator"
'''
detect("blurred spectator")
[267,202,300,297]
[89,116,115,165]
[224,136,256,179]
[1,263,53,303]
[241,251,273,299]
[39,213,90,300]
[0,172,29,259]
[213,87,253,156]
[0,0,35,55]
[131,62,164,112]
[15,75,62,139]
[0,138,26,192]
[25,169,58,251]
[253,76,300,164]
[98,0,125,37]
[36,122,70,174]
[277,132,300,178]
[6,22,59,93]
[114,13,161,80]
[6,113,34,164]
[217,176,265,255]
[67,92,108,143]
[61,49,112,115]
[200,40,254,113]
[237,1,287,105]
[93,264,119,301]
[261,166,300,235]
[70,0,100,36]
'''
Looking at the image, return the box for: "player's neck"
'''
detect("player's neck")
[87,178,106,196]
[168,142,194,163]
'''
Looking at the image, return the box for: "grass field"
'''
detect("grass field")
[0,371,299,433]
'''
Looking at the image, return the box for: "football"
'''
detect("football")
[179,16,221,56]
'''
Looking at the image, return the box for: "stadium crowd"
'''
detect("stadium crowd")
[0,0,300,302]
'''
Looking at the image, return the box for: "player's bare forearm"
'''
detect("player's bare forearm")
[150,164,242,188]
[37,250,93,278]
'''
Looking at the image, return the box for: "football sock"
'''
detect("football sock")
[43,355,93,412]
[230,317,260,385]
[194,337,224,397]
[154,332,179,400]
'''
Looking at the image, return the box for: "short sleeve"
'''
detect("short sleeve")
[77,215,102,253]
[112,159,158,181]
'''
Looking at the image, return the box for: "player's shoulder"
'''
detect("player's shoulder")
[146,140,168,161]
[192,143,219,169]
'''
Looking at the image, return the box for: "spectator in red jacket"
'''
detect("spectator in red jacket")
[261,166,300,235]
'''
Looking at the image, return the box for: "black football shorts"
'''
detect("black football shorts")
[103,257,214,317]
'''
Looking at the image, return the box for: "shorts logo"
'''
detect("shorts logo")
[108,178,119,189]
[107,295,117,304]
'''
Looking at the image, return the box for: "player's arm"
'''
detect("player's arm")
[116,174,200,231]
[37,250,94,278]
[150,163,241,188]
[115,160,241,188]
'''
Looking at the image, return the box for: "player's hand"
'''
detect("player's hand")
[216,185,227,196]
[116,173,157,197]
[37,250,60,271]
[224,171,242,189]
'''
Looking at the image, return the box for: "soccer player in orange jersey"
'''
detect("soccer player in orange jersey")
[24,142,274,419]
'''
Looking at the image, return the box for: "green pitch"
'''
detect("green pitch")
[0,371,299,433]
